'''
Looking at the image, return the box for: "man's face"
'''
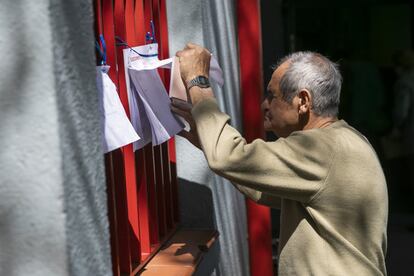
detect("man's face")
[261,61,300,138]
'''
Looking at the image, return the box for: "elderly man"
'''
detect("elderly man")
[171,44,388,275]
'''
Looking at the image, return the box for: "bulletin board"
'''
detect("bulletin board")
[94,0,178,275]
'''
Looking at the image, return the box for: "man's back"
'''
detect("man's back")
[173,47,389,275]
[191,97,388,275]
[278,120,388,275]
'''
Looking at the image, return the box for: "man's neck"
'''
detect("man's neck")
[303,113,338,130]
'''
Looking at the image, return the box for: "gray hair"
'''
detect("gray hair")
[275,51,342,117]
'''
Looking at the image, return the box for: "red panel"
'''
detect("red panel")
[97,0,180,272]
[158,0,170,61]
[152,0,161,44]
[168,138,179,222]
[132,0,154,260]
[167,138,176,163]
[135,150,151,256]
[143,0,153,34]
[170,159,179,223]
[96,2,122,275]
[143,0,169,240]
[143,145,160,245]
[161,143,173,229]
[237,0,274,276]
[113,0,141,269]
[111,149,133,273]
[102,0,118,82]
[151,0,164,82]
[104,154,121,276]
[98,2,125,275]
[153,0,174,230]
[94,0,103,35]
[134,0,146,44]
[153,145,167,238]
[125,0,137,45]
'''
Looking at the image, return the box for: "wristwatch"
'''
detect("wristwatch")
[187,76,210,90]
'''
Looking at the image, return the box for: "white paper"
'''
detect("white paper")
[124,43,224,102]
[128,68,184,149]
[128,75,153,150]
[122,43,225,150]
[96,66,140,153]
[169,56,223,102]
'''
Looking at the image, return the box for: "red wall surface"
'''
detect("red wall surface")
[95,1,178,275]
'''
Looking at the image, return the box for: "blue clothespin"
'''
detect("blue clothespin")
[145,32,152,43]
[150,20,157,43]
[99,35,107,65]
[145,20,157,44]
[95,34,107,65]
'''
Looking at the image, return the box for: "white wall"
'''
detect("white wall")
[0,1,111,275]
[166,1,250,275]
[0,2,68,275]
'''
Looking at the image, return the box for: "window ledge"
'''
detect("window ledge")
[138,229,219,276]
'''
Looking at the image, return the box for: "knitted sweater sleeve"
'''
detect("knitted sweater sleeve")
[192,98,334,203]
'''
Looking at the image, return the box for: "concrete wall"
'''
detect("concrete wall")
[166,1,250,275]
[50,2,112,275]
[0,1,111,275]
[0,2,68,275]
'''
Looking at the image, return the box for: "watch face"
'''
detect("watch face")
[189,76,210,89]
[198,77,208,85]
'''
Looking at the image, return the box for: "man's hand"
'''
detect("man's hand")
[176,43,211,86]
[170,97,202,149]
[176,43,215,106]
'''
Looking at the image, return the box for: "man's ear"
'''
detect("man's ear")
[297,89,311,114]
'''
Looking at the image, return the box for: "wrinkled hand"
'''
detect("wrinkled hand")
[170,97,202,149]
[176,43,211,86]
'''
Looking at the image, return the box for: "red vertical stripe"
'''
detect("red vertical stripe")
[160,0,179,224]
[96,2,122,275]
[161,143,173,229]
[133,0,153,260]
[143,0,153,34]
[125,0,137,45]
[144,145,160,245]
[158,0,170,61]
[151,0,165,83]
[153,0,174,231]
[152,0,161,45]
[104,154,121,276]
[237,1,274,276]
[102,0,118,82]
[111,150,133,273]
[143,0,168,241]
[99,1,125,275]
[113,0,141,268]
[135,150,151,256]
[94,0,103,35]
[134,0,146,44]
[168,138,179,222]
[153,145,167,238]
[167,138,176,163]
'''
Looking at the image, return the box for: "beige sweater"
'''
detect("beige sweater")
[192,98,388,276]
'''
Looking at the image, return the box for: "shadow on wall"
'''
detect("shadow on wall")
[194,240,221,276]
[178,178,216,229]
[178,178,221,275]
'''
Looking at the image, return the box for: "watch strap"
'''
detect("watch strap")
[187,76,210,90]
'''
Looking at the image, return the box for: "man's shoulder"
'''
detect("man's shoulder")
[285,120,375,158]
[286,120,349,147]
